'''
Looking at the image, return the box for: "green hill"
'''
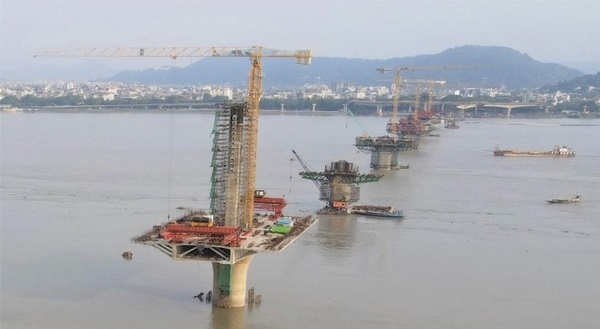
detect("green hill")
[541,72,600,96]
[107,45,583,90]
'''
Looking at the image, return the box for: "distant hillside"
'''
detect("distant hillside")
[541,72,600,95]
[558,61,600,75]
[105,45,583,90]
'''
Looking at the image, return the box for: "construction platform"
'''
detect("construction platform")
[354,135,416,170]
[132,210,317,263]
[355,135,418,152]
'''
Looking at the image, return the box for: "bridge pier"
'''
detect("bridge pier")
[211,254,255,308]
[342,103,348,114]
[312,103,316,112]
[370,150,399,170]
[377,105,383,116]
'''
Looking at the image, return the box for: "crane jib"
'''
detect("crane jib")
[35,47,312,64]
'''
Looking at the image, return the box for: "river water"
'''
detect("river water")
[1,111,599,329]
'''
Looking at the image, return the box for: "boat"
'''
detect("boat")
[493,145,575,157]
[1,105,23,113]
[444,118,459,129]
[350,205,404,218]
[546,195,581,204]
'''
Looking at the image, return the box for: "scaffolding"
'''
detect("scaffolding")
[210,103,248,227]
[298,160,382,213]
[355,135,417,170]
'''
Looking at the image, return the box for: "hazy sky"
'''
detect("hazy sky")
[1,0,599,77]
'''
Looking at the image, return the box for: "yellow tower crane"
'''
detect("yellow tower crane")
[409,79,447,115]
[425,80,446,113]
[376,65,475,135]
[35,46,312,230]
[414,84,422,119]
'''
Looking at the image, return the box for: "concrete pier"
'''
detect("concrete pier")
[212,255,255,308]
[132,105,318,309]
[132,212,317,308]
[355,135,414,170]
[370,150,399,170]
[297,158,382,213]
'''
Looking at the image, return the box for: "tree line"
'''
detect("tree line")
[1,93,597,114]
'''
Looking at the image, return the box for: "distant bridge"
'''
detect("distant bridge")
[347,100,545,117]
[456,102,546,118]
[347,100,423,115]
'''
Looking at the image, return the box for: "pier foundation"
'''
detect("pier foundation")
[370,150,399,170]
[211,254,255,308]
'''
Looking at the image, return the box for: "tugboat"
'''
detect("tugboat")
[350,205,404,218]
[546,195,581,204]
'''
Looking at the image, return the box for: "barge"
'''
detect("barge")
[494,145,575,157]
[350,205,404,218]
[546,195,581,204]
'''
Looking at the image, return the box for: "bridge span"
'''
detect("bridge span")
[347,100,545,117]
[456,102,546,118]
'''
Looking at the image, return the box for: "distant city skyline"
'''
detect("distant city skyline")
[2,0,599,81]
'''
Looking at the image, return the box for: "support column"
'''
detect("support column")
[212,254,255,308]
[376,150,392,170]
[390,150,400,169]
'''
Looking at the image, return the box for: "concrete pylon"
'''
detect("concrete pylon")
[211,254,255,308]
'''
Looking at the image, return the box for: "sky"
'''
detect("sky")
[1,0,599,80]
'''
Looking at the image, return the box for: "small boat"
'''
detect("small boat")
[351,205,404,218]
[444,118,459,129]
[546,195,581,204]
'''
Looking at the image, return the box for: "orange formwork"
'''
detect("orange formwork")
[165,224,238,236]
[253,196,287,218]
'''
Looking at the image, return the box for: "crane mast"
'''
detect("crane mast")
[413,85,422,120]
[36,46,312,231]
[391,70,402,135]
